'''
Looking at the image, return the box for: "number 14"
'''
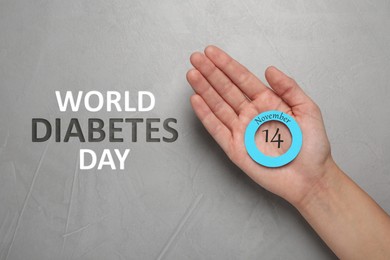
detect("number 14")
[262,128,284,148]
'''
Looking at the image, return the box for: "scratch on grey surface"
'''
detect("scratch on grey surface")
[9,162,20,209]
[62,214,109,238]
[241,0,292,75]
[113,250,126,260]
[77,239,108,259]
[264,197,280,223]
[5,143,49,260]
[156,194,204,260]
[246,197,261,223]
[61,154,79,257]
[190,153,206,194]
[0,211,10,250]
[130,161,145,191]
[0,212,17,259]
[0,210,10,232]
[1,129,9,149]
[14,40,46,107]
[351,1,387,57]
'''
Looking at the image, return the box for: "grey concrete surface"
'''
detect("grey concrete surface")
[1,0,389,259]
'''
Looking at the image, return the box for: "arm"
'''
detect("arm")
[186,45,390,260]
[298,162,390,259]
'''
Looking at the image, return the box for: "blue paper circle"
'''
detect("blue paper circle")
[244,110,302,168]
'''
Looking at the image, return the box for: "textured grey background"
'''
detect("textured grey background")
[1,0,389,259]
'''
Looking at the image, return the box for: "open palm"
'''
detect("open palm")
[187,46,335,205]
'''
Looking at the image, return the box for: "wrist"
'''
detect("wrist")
[293,158,344,214]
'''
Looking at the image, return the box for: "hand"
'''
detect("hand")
[187,46,390,260]
[186,45,335,206]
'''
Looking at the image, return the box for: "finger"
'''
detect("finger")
[265,66,313,109]
[190,94,232,153]
[204,45,269,100]
[187,69,238,130]
[190,52,250,114]
[249,86,291,114]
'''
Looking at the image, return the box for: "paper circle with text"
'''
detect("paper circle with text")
[244,110,302,168]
